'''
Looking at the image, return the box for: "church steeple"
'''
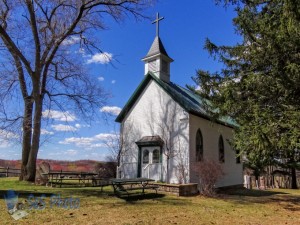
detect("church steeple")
[142,13,173,83]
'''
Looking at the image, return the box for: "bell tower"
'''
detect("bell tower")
[142,13,173,83]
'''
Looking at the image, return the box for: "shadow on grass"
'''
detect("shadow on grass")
[114,192,192,206]
[0,187,168,203]
[0,186,115,200]
[218,188,300,212]
[218,188,287,197]
[117,193,165,203]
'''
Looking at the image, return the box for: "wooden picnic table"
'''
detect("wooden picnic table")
[110,178,159,197]
[42,171,98,187]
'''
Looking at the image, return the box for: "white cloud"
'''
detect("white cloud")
[76,48,91,58]
[0,140,11,148]
[0,129,19,139]
[111,80,116,84]
[48,152,61,156]
[62,36,81,46]
[51,124,77,132]
[100,106,121,116]
[0,129,18,148]
[98,76,104,81]
[89,143,106,148]
[74,123,90,129]
[94,133,117,140]
[66,149,78,156]
[59,132,117,149]
[86,52,113,64]
[78,48,85,54]
[42,110,76,122]
[60,137,94,146]
[41,129,54,135]
[48,149,78,157]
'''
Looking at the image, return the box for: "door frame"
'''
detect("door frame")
[135,136,164,178]
[138,146,162,179]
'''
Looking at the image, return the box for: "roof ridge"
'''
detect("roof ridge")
[116,73,237,128]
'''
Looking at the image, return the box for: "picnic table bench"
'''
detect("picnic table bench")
[42,171,98,188]
[92,177,111,191]
[110,178,159,197]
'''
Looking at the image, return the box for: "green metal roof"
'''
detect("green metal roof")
[115,73,237,128]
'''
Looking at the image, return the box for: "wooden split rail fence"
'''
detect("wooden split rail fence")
[0,167,21,177]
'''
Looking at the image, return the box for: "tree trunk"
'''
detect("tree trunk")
[288,155,298,189]
[20,77,43,182]
[25,92,43,182]
[20,99,33,181]
[291,167,298,189]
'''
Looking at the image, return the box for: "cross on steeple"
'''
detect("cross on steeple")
[152,12,164,37]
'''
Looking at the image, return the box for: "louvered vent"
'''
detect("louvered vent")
[162,60,168,73]
[148,60,157,72]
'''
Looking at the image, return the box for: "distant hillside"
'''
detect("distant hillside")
[0,159,104,172]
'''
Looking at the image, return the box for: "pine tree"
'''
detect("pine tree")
[191,0,300,188]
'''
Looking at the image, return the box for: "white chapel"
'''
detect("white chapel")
[115,14,243,187]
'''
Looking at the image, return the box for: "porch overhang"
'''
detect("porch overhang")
[135,136,164,147]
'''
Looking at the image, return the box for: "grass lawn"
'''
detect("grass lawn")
[0,178,299,225]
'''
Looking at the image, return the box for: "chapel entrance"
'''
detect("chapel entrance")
[141,146,162,181]
[136,136,164,181]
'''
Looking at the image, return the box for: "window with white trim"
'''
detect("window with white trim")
[196,129,203,161]
[219,135,225,163]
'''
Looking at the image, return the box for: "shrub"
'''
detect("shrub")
[95,162,117,178]
[193,159,224,196]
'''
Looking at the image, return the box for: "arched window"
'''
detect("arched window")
[219,135,225,163]
[196,129,203,161]
[236,150,241,164]
[152,149,160,163]
[143,149,149,164]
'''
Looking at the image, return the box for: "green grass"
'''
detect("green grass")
[0,177,299,225]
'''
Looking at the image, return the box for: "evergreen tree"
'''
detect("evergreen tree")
[191,0,300,188]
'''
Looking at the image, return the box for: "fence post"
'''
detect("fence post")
[6,166,9,177]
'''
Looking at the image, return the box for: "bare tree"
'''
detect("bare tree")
[0,0,155,181]
[102,124,124,167]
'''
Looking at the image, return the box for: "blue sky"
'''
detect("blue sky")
[1,0,241,161]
